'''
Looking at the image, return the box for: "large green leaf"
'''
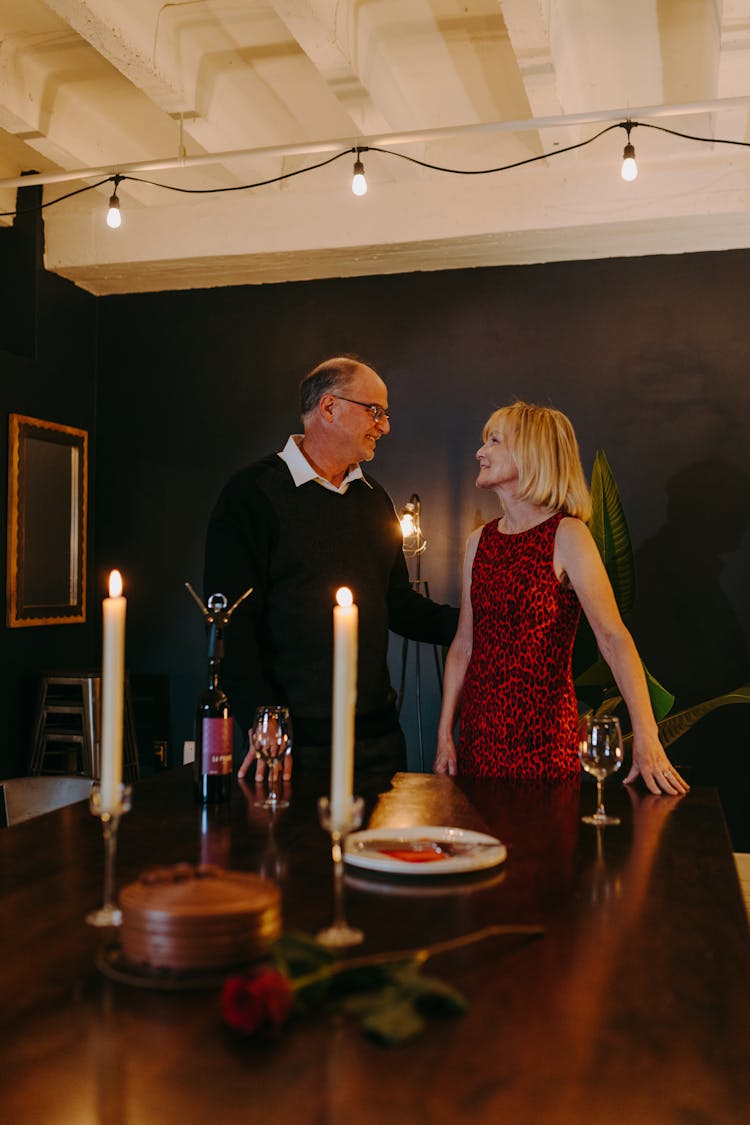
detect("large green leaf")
[622,684,750,752]
[574,658,673,720]
[656,684,750,750]
[589,450,636,617]
[644,665,675,722]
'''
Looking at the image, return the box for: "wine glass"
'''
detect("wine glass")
[251,705,292,810]
[317,795,365,948]
[579,714,623,826]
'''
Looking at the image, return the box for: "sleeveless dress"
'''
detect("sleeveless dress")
[458,512,582,781]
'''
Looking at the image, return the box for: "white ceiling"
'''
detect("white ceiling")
[1,0,749,296]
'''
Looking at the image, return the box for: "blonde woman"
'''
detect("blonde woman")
[434,402,688,793]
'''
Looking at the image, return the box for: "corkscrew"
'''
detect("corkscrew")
[184,583,254,626]
[185,583,253,662]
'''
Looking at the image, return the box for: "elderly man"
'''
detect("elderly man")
[204,355,458,778]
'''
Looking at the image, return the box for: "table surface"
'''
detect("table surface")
[1,766,748,1125]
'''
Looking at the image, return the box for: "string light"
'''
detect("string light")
[621,122,638,182]
[352,149,367,196]
[106,176,122,228]
[2,119,750,221]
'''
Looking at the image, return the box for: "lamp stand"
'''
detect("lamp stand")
[396,548,444,773]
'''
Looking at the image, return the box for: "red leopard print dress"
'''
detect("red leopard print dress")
[458,512,582,781]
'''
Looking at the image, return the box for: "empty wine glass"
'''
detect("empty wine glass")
[579,714,623,826]
[251,705,292,810]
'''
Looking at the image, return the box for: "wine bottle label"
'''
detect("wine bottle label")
[201,717,233,775]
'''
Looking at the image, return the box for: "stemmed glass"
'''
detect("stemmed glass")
[579,714,624,827]
[86,782,132,927]
[251,706,292,810]
[317,795,365,948]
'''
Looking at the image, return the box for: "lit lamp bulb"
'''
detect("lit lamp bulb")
[399,511,415,537]
[352,156,367,197]
[106,188,122,229]
[621,142,638,182]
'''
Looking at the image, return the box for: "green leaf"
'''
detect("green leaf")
[574,657,615,689]
[589,451,636,617]
[358,997,426,1046]
[644,665,675,722]
[326,964,399,996]
[656,684,750,750]
[409,975,468,1016]
[273,931,336,988]
[595,695,622,717]
[574,656,673,722]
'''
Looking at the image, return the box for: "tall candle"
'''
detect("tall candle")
[331,586,358,829]
[100,569,126,812]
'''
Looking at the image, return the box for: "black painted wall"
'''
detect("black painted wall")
[0,203,99,775]
[96,251,750,844]
[2,235,748,845]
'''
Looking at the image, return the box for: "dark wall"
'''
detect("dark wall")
[97,251,750,846]
[0,207,99,776]
[3,236,747,841]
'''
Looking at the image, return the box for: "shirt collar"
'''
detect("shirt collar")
[278,435,371,494]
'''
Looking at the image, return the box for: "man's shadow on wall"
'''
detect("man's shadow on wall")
[630,459,750,848]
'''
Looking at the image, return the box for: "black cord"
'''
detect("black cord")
[1,117,749,220]
[364,122,624,174]
[636,119,750,148]
[0,176,113,218]
[120,148,355,193]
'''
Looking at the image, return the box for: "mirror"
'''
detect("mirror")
[6,414,88,627]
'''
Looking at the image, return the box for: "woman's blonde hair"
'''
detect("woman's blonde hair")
[482,401,592,521]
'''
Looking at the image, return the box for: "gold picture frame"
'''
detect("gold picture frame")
[6,414,88,627]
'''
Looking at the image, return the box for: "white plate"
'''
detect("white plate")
[344,825,507,876]
[344,867,507,897]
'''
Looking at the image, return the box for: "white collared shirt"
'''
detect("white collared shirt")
[278,435,371,495]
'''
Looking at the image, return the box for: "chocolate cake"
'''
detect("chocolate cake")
[120,864,282,972]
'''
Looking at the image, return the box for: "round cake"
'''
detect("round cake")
[120,863,282,973]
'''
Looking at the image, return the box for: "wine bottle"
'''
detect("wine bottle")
[194,597,233,804]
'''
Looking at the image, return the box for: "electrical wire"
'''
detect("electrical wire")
[1,119,749,220]
[0,176,113,218]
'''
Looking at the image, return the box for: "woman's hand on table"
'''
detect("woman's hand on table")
[237,746,294,782]
[433,733,458,776]
[624,731,689,796]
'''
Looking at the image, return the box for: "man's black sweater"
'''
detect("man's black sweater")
[204,453,458,745]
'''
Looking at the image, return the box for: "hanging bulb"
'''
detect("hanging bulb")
[352,152,367,197]
[106,195,121,228]
[621,142,638,182]
[620,122,638,182]
[106,178,122,228]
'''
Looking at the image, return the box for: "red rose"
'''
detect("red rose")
[221,967,294,1036]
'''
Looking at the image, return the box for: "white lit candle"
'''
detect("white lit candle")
[331,586,358,829]
[100,569,126,812]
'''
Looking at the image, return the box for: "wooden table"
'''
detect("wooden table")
[1,766,748,1124]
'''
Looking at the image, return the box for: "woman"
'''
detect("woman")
[434,401,688,794]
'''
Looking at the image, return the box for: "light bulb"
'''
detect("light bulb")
[352,158,367,197]
[400,512,415,537]
[106,191,122,228]
[621,143,638,182]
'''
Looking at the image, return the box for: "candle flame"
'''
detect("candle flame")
[336,586,353,608]
[109,569,123,598]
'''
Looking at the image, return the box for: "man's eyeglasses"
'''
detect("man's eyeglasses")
[333,396,390,425]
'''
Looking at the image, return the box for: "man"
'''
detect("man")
[203,355,458,779]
